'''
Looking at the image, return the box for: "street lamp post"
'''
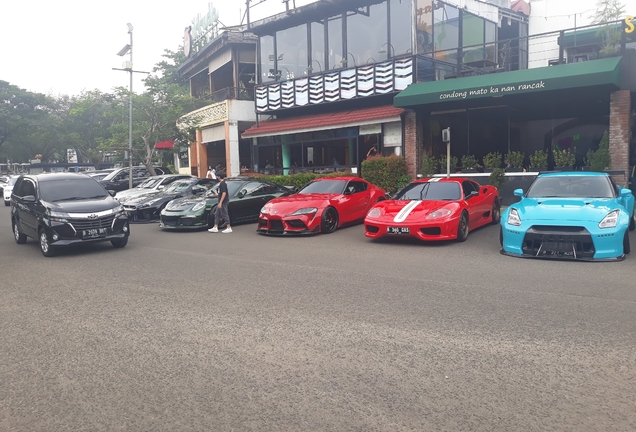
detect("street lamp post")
[113,23,148,189]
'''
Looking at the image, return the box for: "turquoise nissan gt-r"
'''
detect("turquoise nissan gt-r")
[501,172,635,261]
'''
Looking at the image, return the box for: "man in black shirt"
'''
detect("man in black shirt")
[208,173,232,233]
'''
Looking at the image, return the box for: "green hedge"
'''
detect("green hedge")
[256,171,352,190]
[361,155,411,194]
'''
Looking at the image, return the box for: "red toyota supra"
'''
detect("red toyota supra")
[258,176,387,235]
[364,177,500,242]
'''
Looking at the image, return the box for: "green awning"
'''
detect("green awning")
[394,57,622,108]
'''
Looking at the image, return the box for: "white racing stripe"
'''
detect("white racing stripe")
[394,200,422,223]
[428,178,442,182]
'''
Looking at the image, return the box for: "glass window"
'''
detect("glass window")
[39,179,107,202]
[390,0,413,57]
[395,181,461,200]
[526,176,614,198]
[300,179,347,194]
[310,21,325,73]
[433,3,460,58]
[416,0,434,54]
[260,35,275,83]
[347,3,387,67]
[276,23,308,81]
[462,13,483,48]
[327,14,343,70]
[484,20,497,64]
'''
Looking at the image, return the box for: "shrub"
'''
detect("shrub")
[483,152,502,169]
[362,155,410,195]
[461,154,477,169]
[529,149,548,168]
[439,155,458,173]
[588,131,611,171]
[506,151,524,168]
[420,154,438,177]
[258,171,351,190]
[553,148,576,167]
[488,167,507,188]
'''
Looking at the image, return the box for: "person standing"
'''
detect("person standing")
[206,166,216,180]
[208,173,232,233]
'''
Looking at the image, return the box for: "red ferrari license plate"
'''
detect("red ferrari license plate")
[387,227,410,235]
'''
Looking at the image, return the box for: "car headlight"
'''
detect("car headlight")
[367,208,382,218]
[290,207,318,216]
[507,208,521,226]
[426,208,452,219]
[191,202,205,212]
[112,205,125,216]
[260,206,270,215]
[49,210,70,223]
[599,209,619,229]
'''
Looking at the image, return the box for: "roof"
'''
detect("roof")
[29,173,89,182]
[538,171,609,177]
[242,105,404,138]
[394,57,622,108]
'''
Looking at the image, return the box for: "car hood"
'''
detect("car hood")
[41,198,119,213]
[164,195,216,213]
[117,188,158,199]
[133,192,181,206]
[373,199,458,221]
[515,198,617,222]
[266,193,339,209]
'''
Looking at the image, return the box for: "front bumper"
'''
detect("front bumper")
[159,213,207,230]
[125,206,162,223]
[364,216,460,241]
[45,215,130,247]
[257,214,320,235]
[501,221,627,261]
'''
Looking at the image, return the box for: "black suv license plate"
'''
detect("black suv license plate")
[387,226,410,235]
[83,228,107,239]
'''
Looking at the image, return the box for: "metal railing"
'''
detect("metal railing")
[201,86,254,103]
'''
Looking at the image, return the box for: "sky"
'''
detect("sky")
[0,0,318,97]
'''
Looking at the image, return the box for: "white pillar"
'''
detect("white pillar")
[226,121,241,177]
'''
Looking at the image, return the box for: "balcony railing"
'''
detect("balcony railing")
[201,86,254,103]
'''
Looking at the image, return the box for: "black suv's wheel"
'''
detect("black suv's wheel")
[111,236,128,248]
[321,207,338,234]
[38,229,55,257]
[456,212,469,242]
[13,219,26,244]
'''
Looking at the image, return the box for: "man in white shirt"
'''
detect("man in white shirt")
[206,166,216,180]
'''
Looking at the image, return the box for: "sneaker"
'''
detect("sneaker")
[208,227,218,233]
[221,227,233,233]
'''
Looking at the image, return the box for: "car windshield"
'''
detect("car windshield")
[299,180,347,194]
[40,178,108,202]
[137,177,162,189]
[526,176,614,198]
[101,169,125,181]
[8,177,18,186]
[207,181,244,197]
[395,182,462,201]
[164,179,196,193]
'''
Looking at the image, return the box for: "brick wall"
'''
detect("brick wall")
[404,110,420,178]
[609,90,630,183]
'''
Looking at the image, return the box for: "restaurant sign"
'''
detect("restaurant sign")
[438,80,546,101]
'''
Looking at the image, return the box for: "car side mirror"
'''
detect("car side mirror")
[108,190,116,197]
[514,189,524,197]
[620,188,632,197]
[237,189,247,199]
[467,190,479,199]
[158,185,164,190]
[23,195,36,203]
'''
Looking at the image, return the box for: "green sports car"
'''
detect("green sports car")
[159,178,294,230]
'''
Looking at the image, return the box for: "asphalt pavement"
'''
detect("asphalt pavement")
[1,205,635,431]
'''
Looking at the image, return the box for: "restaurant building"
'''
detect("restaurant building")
[241,0,635,180]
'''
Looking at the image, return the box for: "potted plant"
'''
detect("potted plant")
[420,154,438,177]
[488,167,507,189]
[588,131,611,171]
[582,149,594,171]
[482,152,502,173]
[553,147,576,171]
[529,149,548,172]
[461,154,478,173]
[439,155,458,174]
[505,151,524,172]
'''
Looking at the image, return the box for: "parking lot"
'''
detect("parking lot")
[1,204,636,431]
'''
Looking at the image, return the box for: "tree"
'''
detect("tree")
[109,49,204,175]
[592,0,626,56]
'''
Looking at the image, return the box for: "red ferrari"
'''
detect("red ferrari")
[364,177,500,242]
[258,176,387,235]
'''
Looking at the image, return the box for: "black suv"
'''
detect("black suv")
[10,173,130,257]
[98,166,171,192]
